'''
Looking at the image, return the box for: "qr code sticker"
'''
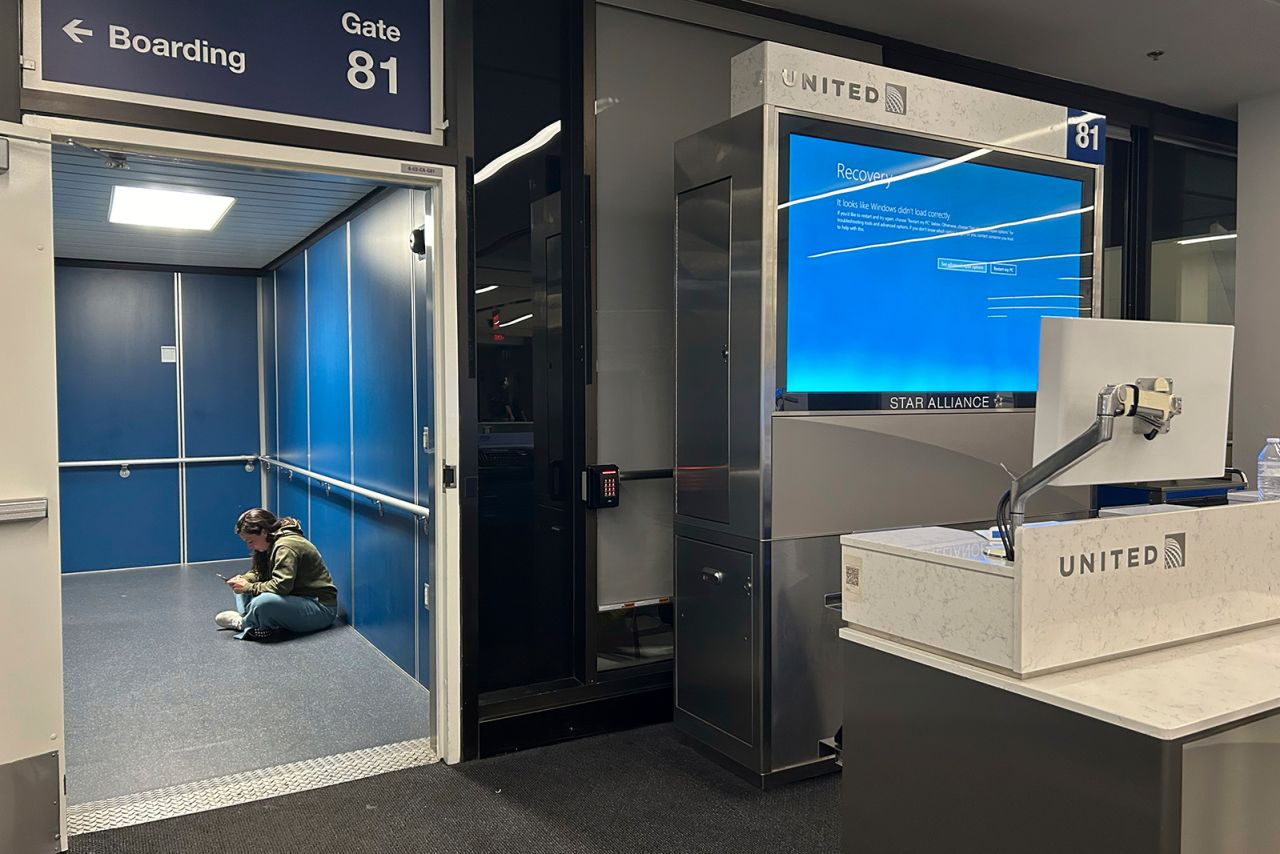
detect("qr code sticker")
[845,562,860,588]
[844,557,863,603]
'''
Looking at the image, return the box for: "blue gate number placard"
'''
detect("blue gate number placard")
[1066,108,1106,165]
[38,0,433,138]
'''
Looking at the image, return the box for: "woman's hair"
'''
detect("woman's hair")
[235,508,304,540]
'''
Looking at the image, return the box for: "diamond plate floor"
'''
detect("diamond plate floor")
[69,737,437,835]
[63,562,431,805]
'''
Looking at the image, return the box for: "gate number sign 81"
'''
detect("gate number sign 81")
[1075,122,1100,152]
[342,11,401,95]
[1067,109,1106,163]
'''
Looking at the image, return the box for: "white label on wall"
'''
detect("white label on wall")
[160,346,177,363]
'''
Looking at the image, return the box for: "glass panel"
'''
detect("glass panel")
[1101,137,1130,318]
[1149,142,1237,325]
[474,0,576,694]
[596,602,674,672]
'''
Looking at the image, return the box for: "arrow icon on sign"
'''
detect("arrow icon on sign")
[62,19,93,43]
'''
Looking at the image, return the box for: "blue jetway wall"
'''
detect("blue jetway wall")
[265,188,429,684]
[54,188,430,687]
[55,266,261,573]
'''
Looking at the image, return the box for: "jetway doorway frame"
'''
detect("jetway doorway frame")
[6,113,463,849]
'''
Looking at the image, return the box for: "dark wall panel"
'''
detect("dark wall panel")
[353,503,418,676]
[276,258,309,467]
[60,466,181,572]
[351,190,415,499]
[310,488,354,621]
[55,266,178,461]
[186,462,261,563]
[307,228,352,481]
[181,274,260,457]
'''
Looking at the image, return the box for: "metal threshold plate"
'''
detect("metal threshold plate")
[68,737,437,836]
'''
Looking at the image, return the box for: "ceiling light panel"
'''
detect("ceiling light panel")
[109,185,236,231]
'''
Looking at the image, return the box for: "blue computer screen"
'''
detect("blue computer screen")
[784,133,1090,394]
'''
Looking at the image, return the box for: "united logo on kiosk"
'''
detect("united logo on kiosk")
[884,83,907,115]
[1164,532,1187,569]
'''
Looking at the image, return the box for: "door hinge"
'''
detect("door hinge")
[421,426,431,452]
[442,464,457,489]
[423,583,431,609]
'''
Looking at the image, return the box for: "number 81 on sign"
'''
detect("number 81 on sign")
[1067,108,1106,164]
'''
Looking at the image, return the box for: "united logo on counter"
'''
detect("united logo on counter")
[1058,531,1188,578]
[1164,532,1187,569]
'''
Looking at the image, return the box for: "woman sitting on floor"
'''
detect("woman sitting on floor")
[215,508,338,641]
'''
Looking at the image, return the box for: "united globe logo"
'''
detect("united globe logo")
[885,83,908,115]
[1164,532,1187,569]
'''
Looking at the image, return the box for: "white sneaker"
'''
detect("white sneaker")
[215,610,244,630]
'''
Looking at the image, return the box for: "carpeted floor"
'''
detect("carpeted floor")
[68,724,841,853]
[63,562,431,804]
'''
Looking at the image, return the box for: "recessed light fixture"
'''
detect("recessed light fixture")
[109,185,236,231]
[1176,233,1237,245]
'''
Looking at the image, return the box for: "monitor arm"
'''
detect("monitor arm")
[998,378,1181,560]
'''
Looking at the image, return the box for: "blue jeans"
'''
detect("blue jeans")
[234,592,336,639]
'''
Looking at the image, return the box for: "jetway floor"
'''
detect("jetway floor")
[62,562,431,805]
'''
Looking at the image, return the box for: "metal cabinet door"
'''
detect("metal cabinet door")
[675,536,754,745]
[0,124,66,852]
[675,178,732,524]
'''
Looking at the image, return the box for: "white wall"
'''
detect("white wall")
[1232,94,1280,466]
[593,3,879,607]
[0,126,66,845]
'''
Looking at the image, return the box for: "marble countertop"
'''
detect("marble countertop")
[840,526,1015,577]
[841,623,1280,740]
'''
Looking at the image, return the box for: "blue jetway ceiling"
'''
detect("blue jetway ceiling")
[52,146,381,269]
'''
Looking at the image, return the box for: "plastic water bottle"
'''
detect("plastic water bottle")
[1258,438,1280,500]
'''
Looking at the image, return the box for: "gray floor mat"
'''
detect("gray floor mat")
[69,724,840,854]
[62,562,430,804]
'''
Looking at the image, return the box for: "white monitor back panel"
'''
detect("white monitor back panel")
[1034,317,1234,487]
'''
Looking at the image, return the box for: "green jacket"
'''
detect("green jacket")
[243,531,338,607]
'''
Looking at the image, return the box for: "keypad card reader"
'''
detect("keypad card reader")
[585,464,621,509]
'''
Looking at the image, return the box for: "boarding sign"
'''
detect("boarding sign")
[25,0,445,146]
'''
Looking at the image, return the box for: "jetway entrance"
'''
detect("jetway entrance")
[0,117,461,848]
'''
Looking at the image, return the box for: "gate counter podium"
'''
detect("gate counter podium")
[837,319,1280,854]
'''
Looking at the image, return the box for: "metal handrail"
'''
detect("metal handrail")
[259,456,430,521]
[59,455,258,468]
[619,468,674,482]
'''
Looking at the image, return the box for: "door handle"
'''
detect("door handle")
[701,568,724,585]
[549,459,565,500]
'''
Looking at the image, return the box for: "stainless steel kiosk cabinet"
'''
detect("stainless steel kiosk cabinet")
[672,42,1103,786]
